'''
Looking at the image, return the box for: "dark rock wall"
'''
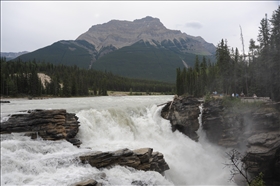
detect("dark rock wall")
[161,96,201,141]
[202,99,280,182]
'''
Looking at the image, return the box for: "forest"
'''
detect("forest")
[176,6,280,102]
[0,58,175,97]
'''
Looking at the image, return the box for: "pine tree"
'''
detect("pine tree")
[200,56,207,95]
[258,14,271,53]
[176,68,183,95]
[62,76,71,97]
[269,6,280,101]
[216,39,231,94]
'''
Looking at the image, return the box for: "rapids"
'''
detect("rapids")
[0,96,236,185]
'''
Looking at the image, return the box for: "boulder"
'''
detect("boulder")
[161,96,201,141]
[79,148,169,174]
[0,109,81,146]
[74,179,100,186]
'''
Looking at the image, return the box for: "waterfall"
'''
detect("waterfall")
[1,96,236,185]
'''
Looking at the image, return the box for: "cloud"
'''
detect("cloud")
[185,21,203,29]
[1,1,278,52]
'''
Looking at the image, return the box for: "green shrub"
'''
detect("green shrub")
[249,172,265,186]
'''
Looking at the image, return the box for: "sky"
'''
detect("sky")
[1,1,279,53]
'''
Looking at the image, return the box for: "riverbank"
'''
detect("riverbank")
[0,91,170,100]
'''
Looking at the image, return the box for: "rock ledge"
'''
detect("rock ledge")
[79,148,169,174]
[0,109,81,146]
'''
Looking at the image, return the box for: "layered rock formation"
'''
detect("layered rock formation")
[0,109,81,146]
[161,96,201,141]
[79,148,169,174]
[202,99,280,182]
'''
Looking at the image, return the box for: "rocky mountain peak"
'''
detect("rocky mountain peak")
[76,16,215,55]
[134,16,159,22]
[133,16,162,26]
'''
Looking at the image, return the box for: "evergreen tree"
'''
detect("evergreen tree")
[62,76,71,97]
[200,56,207,95]
[176,68,183,95]
[258,14,271,52]
[269,6,280,101]
[216,39,231,94]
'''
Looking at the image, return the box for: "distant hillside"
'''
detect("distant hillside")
[92,40,210,83]
[1,51,29,61]
[14,16,216,83]
[15,40,96,69]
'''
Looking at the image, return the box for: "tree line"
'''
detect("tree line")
[176,6,280,102]
[1,58,175,97]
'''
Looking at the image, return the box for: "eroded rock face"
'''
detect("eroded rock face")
[244,131,280,178]
[202,99,280,182]
[161,96,201,141]
[79,148,169,174]
[0,109,81,146]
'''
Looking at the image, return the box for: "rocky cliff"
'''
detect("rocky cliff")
[161,96,201,141]
[202,99,280,183]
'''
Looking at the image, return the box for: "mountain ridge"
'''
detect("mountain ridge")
[13,16,216,83]
[1,51,29,60]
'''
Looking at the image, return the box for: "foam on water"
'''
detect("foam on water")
[1,96,236,185]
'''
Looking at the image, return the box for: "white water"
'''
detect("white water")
[1,96,236,185]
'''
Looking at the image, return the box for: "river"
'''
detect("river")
[0,96,236,185]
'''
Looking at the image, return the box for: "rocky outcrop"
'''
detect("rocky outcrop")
[0,109,81,146]
[202,99,280,182]
[79,148,169,174]
[161,96,201,141]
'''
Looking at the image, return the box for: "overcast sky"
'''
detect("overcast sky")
[1,1,279,53]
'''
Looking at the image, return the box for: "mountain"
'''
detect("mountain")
[76,16,215,56]
[14,40,97,69]
[14,16,216,83]
[1,51,29,61]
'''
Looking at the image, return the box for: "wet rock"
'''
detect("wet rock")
[244,131,280,178]
[202,99,280,182]
[0,109,81,146]
[74,179,100,186]
[79,148,169,174]
[161,96,201,141]
[131,180,148,186]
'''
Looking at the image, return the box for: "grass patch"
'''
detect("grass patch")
[221,96,266,114]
